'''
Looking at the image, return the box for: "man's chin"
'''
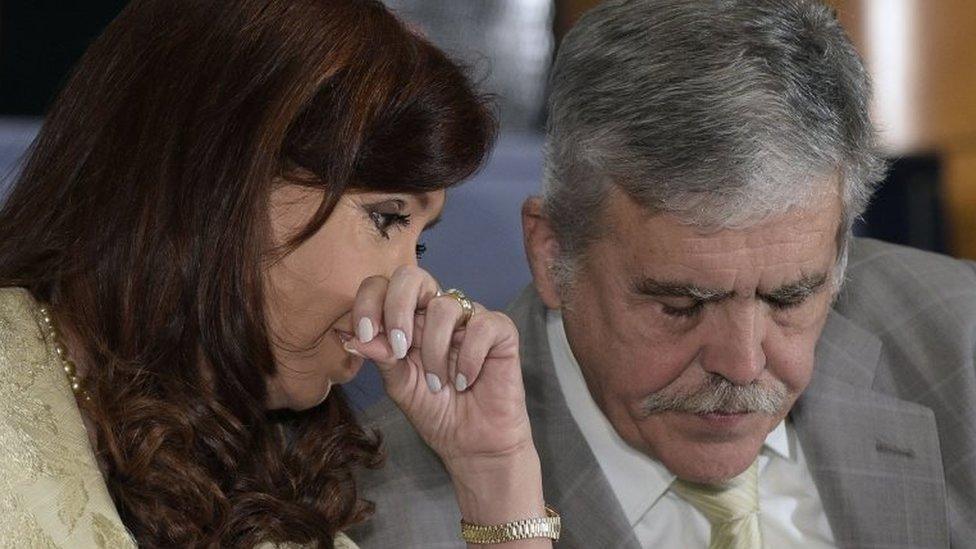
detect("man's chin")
[662,447,759,484]
[640,411,775,484]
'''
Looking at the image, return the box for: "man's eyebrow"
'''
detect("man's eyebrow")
[759,273,829,302]
[633,278,734,302]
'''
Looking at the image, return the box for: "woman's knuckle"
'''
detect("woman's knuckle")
[427,296,453,317]
[481,310,505,328]
[468,314,492,336]
[393,264,422,281]
[363,274,387,287]
[497,312,518,333]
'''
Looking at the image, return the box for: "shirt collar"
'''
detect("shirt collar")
[764,416,792,461]
[546,308,794,526]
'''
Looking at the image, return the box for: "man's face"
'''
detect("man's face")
[548,187,840,483]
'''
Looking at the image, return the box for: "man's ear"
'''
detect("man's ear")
[521,197,564,309]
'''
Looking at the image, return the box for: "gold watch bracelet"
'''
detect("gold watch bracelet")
[460,505,561,544]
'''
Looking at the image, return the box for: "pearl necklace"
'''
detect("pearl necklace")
[38,305,91,400]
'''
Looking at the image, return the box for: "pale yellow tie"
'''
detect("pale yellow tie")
[671,461,762,549]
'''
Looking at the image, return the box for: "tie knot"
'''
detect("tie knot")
[671,461,759,526]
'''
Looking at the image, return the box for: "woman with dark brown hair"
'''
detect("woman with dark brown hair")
[0,1,557,547]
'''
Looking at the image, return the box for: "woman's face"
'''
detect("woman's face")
[263,184,445,410]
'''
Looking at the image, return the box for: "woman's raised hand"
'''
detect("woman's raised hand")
[345,265,532,467]
[343,266,548,538]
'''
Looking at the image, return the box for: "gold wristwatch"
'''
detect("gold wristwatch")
[460,505,561,544]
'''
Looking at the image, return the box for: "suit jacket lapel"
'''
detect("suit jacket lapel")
[509,287,640,549]
[794,311,950,548]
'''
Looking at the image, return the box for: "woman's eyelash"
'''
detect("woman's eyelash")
[369,211,411,238]
[415,243,427,260]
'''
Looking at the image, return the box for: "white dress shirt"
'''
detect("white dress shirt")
[546,309,837,548]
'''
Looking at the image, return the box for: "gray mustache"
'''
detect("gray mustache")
[640,374,789,416]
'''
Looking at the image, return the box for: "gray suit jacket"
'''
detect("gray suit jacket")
[350,239,976,548]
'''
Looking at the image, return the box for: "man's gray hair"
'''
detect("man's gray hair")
[544,0,887,287]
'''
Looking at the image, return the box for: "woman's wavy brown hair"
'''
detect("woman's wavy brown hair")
[0,0,495,546]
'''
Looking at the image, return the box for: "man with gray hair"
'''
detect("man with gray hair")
[352,1,976,547]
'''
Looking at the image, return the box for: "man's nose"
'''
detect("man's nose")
[699,304,766,385]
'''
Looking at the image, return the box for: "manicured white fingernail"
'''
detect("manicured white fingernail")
[342,343,365,358]
[455,373,468,392]
[357,317,374,343]
[389,329,408,359]
[426,372,443,393]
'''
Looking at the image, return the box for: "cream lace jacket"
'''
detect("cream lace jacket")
[0,288,357,549]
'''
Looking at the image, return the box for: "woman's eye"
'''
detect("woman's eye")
[661,301,704,318]
[415,242,427,260]
[369,211,411,238]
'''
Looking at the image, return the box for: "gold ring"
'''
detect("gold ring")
[438,288,474,327]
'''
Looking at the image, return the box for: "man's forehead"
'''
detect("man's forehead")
[624,221,836,274]
[594,194,841,293]
[653,219,835,257]
[603,171,843,233]
[605,191,841,256]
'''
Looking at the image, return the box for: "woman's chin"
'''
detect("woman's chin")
[311,382,334,407]
[267,330,367,410]
[292,355,365,410]
[281,381,335,411]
